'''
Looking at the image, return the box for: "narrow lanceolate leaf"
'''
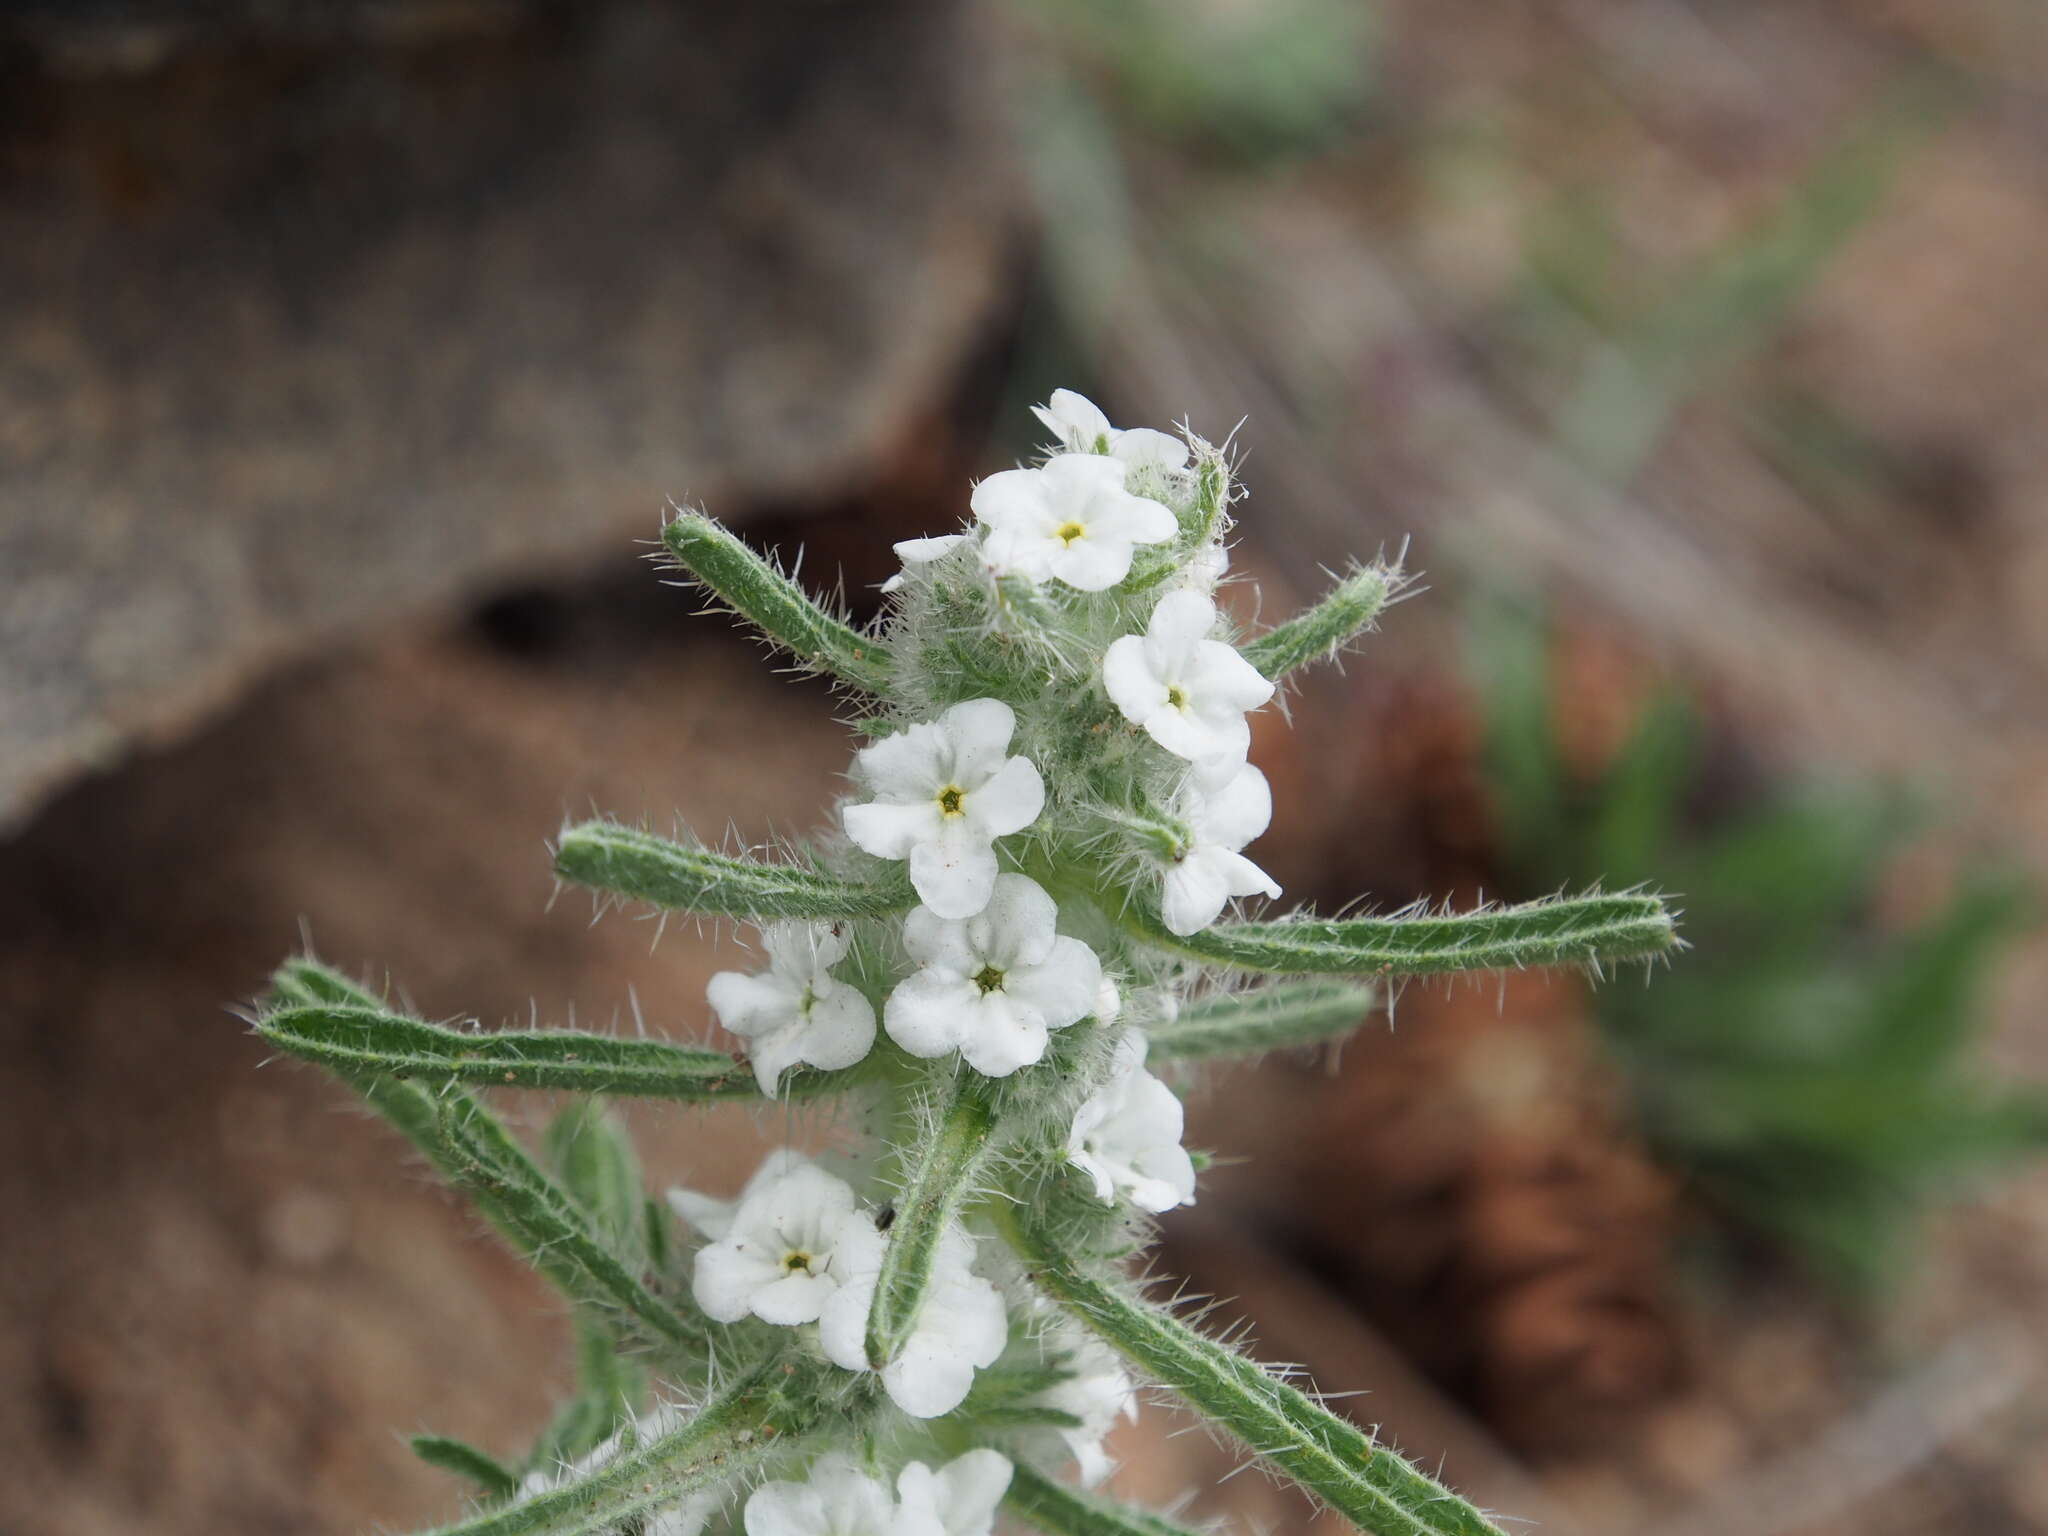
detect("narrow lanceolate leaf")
[664,511,891,691]
[556,823,914,920]
[865,1074,999,1369]
[258,1004,855,1101]
[426,1357,832,1536]
[1005,1462,1210,1536]
[1240,561,1399,682]
[997,1206,1505,1536]
[269,956,386,1012]
[1148,980,1377,1061]
[1124,891,1678,977]
[412,1435,520,1501]
[349,1075,706,1355]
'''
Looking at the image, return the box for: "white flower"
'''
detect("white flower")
[1035,1335,1137,1487]
[894,1451,1013,1536]
[1160,762,1282,935]
[843,699,1045,921]
[820,1222,1008,1417]
[885,873,1102,1077]
[1033,389,1191,479]
[971,455,1177,591]
[666,1145,813,1241]
[519,1406,718,1536]
[744,1455,898,1536]
[1067,1031,1197,1214]
[1103,590,1273,774]
[880,533,968,593]
[685,1153,876,1326]
[707,922,876,1095]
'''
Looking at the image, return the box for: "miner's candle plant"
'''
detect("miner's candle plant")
[257,390,1678,1536]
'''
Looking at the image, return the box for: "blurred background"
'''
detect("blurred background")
[4,0,2048,1531]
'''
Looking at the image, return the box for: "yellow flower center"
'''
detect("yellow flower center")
[972,964,1007,995]
[782,1249,815,1274]
[937,785,965,816]
[1166,684,1188,709]
[1054,520,1087,546]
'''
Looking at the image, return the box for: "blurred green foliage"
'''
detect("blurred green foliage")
[1470,598,2046,1296]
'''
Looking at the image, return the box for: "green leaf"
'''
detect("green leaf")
[663,512,891,691]
[428,1356,832,1536]
[545,1103,645,1250]
[555,823,914,920]
[268,956,386,1012]
[1149,980,1376,1060]
[258,1004,857,1102]
[1005,1462,1208,1536]
[412,1435,520,1501]
[1240,561,1400,682]
[348,1075,706,1355]
[997,1204,1504,1536]
[1122,890,1678,976]
[865,1074,1000,1369]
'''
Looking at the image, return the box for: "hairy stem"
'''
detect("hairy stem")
[1148,979,1377,1060]
[996,1204,1504,1536]
[1241,561,1399,682]
[1120,890,1678,977]
[556,823,914,920]
[664,512,890,691]
[259,1004,860,1101]
[1004,1462,1208,1536]
[865,1071,1000,1368]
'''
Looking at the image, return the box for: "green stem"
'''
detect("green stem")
[258,1004,860,1102]
[352,1075,706,1355]
[996,1204,1505,1536]
[1004,1462,1209,1536]
[1119,890,1678,977]
[1149,980,1377,1061]
[425,1356,829,1536]
[664,512,890,691]
[865,1071,1000,1368]
[1241,562,1399,682]
[556,823,914,920]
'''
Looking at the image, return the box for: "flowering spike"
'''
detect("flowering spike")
[662,510,891,691]
[1147,979,1377,1060]
[996,1203,1504,1536]
[1240,560,1401,682]
[555,822,914,919]
[1123,890,1679,976]
[256,1003,858,1100]
[862,1074,1000,1370]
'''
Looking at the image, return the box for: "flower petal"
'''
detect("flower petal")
[1101,636,1166,723]
[1112,426,1190,472]
[1162,856,1233,936]
[706,970,798,1038]
[843,798,941,860]
[884,970,980,1059]
[1186,762,1272,849]
[971,873,1059,967]
[747,1270,839,1326]
[1038,389,1113,451]
[851,719,948,797]
[909,827,998,920]
[691,1242,782,1323]
[968,467,1050,532]
[1188,638,1276,712]
[893,533,966,564]
[1143,590,1219,674]
[1006,936,1102,1029]
[940,698,1018,787]
[965,754,1043,839]
[955,995,1049,1077]
[797,985,878,1071]
[1047,534,1135,592]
